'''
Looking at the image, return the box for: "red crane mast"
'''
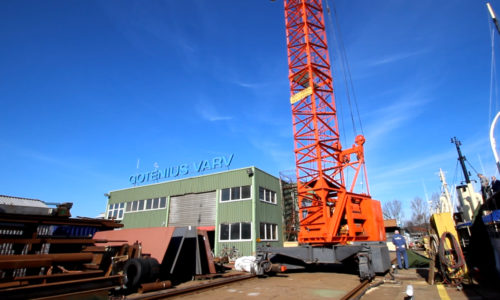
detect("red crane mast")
[284,0,385,245]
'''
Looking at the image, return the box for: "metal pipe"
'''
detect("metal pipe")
[129,274,255,299]
[490,111,500,174]
[270,264,287,273]
[138,280,172,293]
[0,253,93,269]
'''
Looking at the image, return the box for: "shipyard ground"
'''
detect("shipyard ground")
[166,268,500,300]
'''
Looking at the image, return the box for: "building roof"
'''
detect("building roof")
[0,195,48,208]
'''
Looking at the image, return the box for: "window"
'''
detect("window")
[260,223,278,241]
[118,203,124,219]
[231,187,240,200]
[219,222,251,241]
[221,189,230,201]
[241,185,251,198]
[123,197,167,215]
[231,223,240,240]
[220,224,229,240]
[221,185,251,202]
[107,203,125,220]
[259,187,277,204]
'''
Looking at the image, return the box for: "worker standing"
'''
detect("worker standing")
[392,230,408,269]
[491,176,500,194]
[479,173,491,201]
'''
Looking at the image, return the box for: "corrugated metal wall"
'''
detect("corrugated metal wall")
[217,200,252,222]
[168,191,216,227]
[254,168,284,248]
[122,209,167,228]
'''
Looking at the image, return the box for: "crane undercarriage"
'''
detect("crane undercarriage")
[255,242,390,280]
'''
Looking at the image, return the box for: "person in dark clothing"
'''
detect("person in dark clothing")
[392,230,408,269]
[491,176,500,194]
[479,173,491,201]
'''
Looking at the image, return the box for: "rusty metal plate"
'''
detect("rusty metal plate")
[93,227,176,262]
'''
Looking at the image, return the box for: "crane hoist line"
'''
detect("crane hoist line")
[255,0,390,279]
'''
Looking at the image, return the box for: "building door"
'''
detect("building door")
[168,191,216,227]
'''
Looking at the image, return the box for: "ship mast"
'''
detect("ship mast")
[451,137,471,184]
[438,169,453,213]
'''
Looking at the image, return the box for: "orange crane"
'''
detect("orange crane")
[285,0,385,245]
[256,0,390,279]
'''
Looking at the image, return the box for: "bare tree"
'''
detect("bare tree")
[382,199,403,224]
[410,196,429,226]
[429,192,440,214]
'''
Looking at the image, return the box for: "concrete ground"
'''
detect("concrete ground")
[369,267,500,300]
[171,272,363,299]
[170,267,500,300]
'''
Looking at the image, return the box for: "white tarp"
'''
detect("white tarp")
[234,256,260,274]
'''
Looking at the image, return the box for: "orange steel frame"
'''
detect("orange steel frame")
[283,0,385,245]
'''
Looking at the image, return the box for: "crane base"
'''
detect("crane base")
[255,242,390,280]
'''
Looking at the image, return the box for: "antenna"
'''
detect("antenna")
[134,158,140,186]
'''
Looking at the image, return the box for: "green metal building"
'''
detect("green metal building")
[105,167,283,257]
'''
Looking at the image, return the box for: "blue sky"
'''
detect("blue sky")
[1,0,499,220]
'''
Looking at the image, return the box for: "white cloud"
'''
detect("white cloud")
[248,137,294,171]
[195,99,233,122]
[364,92,430,142]
[367,50,429,67]
[231,80,267,89]
[1,140,116,181]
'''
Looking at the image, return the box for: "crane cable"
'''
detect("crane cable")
[323,0,347,147]
[324,0,364,137]
[324,0,367,193]
[465,159,480,178]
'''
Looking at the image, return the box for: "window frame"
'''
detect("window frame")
[259,223,278,241]
[259,187,277,204]
[107,202,125,220]
[123,197,168,215]
[220,185,252,203]
[219,222,252,241]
